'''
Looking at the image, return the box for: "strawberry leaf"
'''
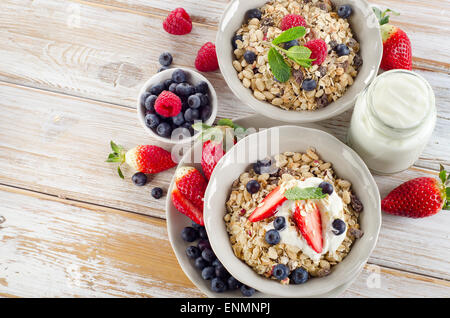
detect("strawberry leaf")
[285,187,326,201]
[439,164,448,184]
[117,166,124,179]
[110,140,122,154]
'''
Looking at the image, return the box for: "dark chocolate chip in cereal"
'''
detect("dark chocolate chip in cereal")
[351,194,364,212]
[318,66,328,77]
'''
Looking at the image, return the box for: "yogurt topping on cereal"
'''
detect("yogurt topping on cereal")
[265,177,347,264]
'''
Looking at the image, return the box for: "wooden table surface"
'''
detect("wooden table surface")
[0,0,449,298]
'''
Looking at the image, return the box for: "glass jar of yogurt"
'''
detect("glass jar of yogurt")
[348,70,436,175]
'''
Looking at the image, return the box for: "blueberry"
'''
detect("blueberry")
[198,227,208,240]
[253,158,277,175]
[211,278,227,293]
[184,108,199,122]
[318,181,334,195]
[131,172,147,186]
[273,217,286,231]
[337,5,352,19]
[227,276,242,290]
[335,44,350,56]
[302,79,317,91]
[188,94,201,109]
[215,264,230,279]
[150,83,165,95]
[194,257,208,270]
[195,81,209,94]
[283,39,299,50]
[186,246,201,259]
[197,239,211,251]
[212,259,222,267]
[201,248,216,263]
[199,93,209,106]
[145,113,160,129]
[156,122,172,138]
[265,229,280,245]
[151,187,163,199]
[290,267,309,284]
[332,218,346,235]
[243,50,257,64]
[169,82,178,93]
[159,52,173,66]
[232,34,243,50]
[246,8,262,20]
[158,66,169,73]
[191,221,203,230]
[144,95,157,111]
[272,264,289,280]
[176,83,195,96]
[172,69,187,83]
[181,227,198,242]
[246,180,260,194]
[181,122,195,136]
[201,105,212,122]
[202,266,216,280]
[140,92,152,106]
[172,112,185,126]
[164,79,174,90]
[240,285,256,297]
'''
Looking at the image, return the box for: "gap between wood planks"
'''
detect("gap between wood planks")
[71,0,450,74]
[1,182,449,286]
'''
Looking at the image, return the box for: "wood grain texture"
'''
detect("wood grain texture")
[0,82,449,281]
[0,185,448,298]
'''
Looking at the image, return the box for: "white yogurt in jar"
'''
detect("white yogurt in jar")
[348,70,436,174]
[265,177,346,264]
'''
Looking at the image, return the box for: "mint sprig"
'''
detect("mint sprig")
[284,187,326,201]
[267,26,314,82]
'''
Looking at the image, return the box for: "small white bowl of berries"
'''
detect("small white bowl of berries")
[137,67,218,144]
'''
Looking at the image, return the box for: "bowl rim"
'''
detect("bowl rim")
[216,0,382,123]
[203,125,381,297]
[137,67,218,144]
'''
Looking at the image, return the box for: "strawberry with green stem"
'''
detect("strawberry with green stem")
[373,7,412,71]
[382,165,449,218]
[106,141,176,178]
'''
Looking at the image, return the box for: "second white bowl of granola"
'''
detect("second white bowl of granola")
[203,126,381,297]
[216,0,382,123]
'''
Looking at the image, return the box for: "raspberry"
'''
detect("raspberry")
[195,42,219,72]
[163,8,192,35]
[154,91,182,117]
[304,39,328,65]
[280,14,307,31]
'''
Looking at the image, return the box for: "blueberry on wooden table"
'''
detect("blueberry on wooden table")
[151,187,163,199]
[159,52,173,66]
[131,172,147,186]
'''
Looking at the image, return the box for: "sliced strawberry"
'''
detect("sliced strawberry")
[175,166,208,210]
[292,201,323,253]
[201,140,225,180]
[248,185,287,222]
[172,188,204,225]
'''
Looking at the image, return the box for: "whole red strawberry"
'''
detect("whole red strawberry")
[280,14,307,31]
[154,91,182,117]
[175,166,207,210]
[382,165,449,218]
[195,42,219,72]
[304,39,328,65]
[373,8,412,71]
[163,8,192,35]
[107,141,176,178]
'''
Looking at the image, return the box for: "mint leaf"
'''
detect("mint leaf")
[284,187,327,201]
[268,47,291,82]
[285,46,314,67]
[217,118,235,128]
[272,26,306,45]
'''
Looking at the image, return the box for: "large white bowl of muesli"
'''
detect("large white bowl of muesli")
[216,0,382,123]
[203,126,381,297]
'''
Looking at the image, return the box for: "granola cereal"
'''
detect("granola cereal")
[232,0,363,111]
[224,148,363,284]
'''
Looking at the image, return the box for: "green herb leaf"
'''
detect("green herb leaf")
[285,46,314,67]
[268,47,291,83]
[272,26,306,45]
[217,118,235,128]
[284,187,327,201]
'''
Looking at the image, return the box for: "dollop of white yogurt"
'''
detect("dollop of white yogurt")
[265,177,346,264]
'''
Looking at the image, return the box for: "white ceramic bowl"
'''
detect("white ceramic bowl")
[216,0,382,123]
[137,68,218,144]
[204,126,381,297]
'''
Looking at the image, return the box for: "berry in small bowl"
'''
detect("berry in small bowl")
[137,68,217,144]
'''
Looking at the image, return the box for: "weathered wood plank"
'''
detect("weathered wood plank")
[0,82,449,280]
[0,185,448,298]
